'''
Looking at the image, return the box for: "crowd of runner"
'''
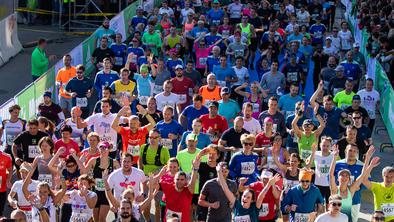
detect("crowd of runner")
[1,0,394,221]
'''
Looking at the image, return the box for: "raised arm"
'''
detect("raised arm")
[53,177,67,205]
[188,156,201,193]
[329,145,339,195]
[139,174,157,212]
[136,105,156,131]
[305,143,318,169]
[70,150,87,174]
[256,174,281,208]
[350,156,380,195]
[234,82,250,97]
[216,163,236,207]
[22,164,34,201]
[272,150,288,173]
[112,106,130,133]
[314,111,326,137]
[310,81,323,109]
[292,112,303,138]
[48,147,65,175]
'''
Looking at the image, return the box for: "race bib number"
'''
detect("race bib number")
[160,138,173,149]
[234,215,251,222]
[294,213,309,222]
[319,165,330,174]
[38,174,52,187]
[115,56,123,66]
[130,54,137,63]
[70,212,90,222]
[6,135,15,146]
[28,145,40,159]
[381,203,394,217]
[235,50,244,57]
[240,162,255,175]
[259,203,269,217]
[127,145,140,156]
[76,97,88,108]
[288,72,298,82]
[252,103,260,113]
[95,178,105,191]
[178,94,187,104]
[139,96,149,105]
[283,179,299,192]
[153,85,163,95]
[25,211,32,222]
[217,80,226,87]
[166,209,182,221]
[199,57,207,66]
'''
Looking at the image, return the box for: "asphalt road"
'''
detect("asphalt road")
[0,24,87,105]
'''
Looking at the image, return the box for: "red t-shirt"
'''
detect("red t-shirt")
[171,77,195,109]
[249,181,277,220]
[119,126,149,164]
[79,149,100,165]
[0,152,12,192]
[256,132,272,147]
[54,139,80,158]
[199,114,229,144]
[160,182,193,222]
[160,173,175,203]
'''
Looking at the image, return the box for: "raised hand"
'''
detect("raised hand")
[369,156,380,168]
[268,174,281,185]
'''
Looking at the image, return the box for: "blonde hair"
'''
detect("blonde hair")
[240,134,256,144]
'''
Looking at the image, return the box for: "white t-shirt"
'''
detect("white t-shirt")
[11,180,39,207]
[314,152,334,186]
[159,7,174,17]
[155,92,180,112]
[108,168,146,200]
[31,197,56,222]
[243,118,262,135]
[323,45,339,57]
[357,89,380,119]
[296,11,310,26]
[329,35,341,51]
[181,8,194,22]
[67,190,97,222]
[338,30,352,50]
[315,212,348,222]
[85,113,118,151]
[232,66,249,86]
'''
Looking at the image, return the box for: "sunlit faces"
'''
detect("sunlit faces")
[338,170,351,185]
[208,105,218,116]
[121,155,133,172]
[345,144,359,161]
[175,173,188,189]
[241,190,254,206]
[101,101,111,114]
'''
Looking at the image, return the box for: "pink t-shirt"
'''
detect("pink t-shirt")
[194,42,214,69]
[54,139,80,158]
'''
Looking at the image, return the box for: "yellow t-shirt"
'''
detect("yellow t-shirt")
[56,66,76,99]
[111,80,137,97]
[333,90,355,110]
[371,182,394,222]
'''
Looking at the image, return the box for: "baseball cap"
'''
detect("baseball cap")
[213,0,220,3]
[335,65,345,72]
[169,48,177,55]
[208,101,219,108]
[140,65,149,73]
[186,133,198,141]
[43,91,52,98]
[264,117,273,123]
[175,64,183,70]
[353,42,360,48]
[98,141,111,149]
[325,36,332,41]
[221,87,230,94]
[137,5,143,10]
[261,170,273,179]
[303,119,315,126]
[352,95,361,101]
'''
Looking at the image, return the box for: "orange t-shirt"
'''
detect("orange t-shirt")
[199,85,221,105]
[0,152,12,192]
[119,126,149,164]
[56,66,76,99]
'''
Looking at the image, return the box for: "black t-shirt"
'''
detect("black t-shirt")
[198,162,217,192]
[356,125,372,142]
[221,128,249,148]
[138,111,163,126]
[92,47,115,64]
[344,106,370,124]
[249,17,263,29]
[38,103,62,124]
[337,137,367,160]
[13,131,49,162]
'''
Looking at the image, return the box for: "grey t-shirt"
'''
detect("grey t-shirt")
[201,178,238,222]
[258,110,286,137]
[260,71,286,97]
[184,70,202,87]
[154,69,171,85]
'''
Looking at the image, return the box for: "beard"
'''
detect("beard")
[120,212,131,219]
[103,25,109,29]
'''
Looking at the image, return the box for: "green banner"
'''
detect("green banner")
[34,67,56,105]
[15,83,35,120]
[82,35,97,76]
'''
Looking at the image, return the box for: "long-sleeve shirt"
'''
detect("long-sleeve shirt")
[31,47,49,77]
[228,151,259,185]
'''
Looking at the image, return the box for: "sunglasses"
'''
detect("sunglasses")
[243,142,254,146]
[373,217,385,221]
[149,136,160,139]
[76,71,83,74]
[300,180,310,183]
[352,116,361,119]
[331,202,342,207]
[66,164,76,168]
[99,146,109,150]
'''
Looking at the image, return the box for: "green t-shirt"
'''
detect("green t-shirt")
[141,31,162,56]
[139,144,170,175]
[371,182,394,222]
[176,148,207,194]
[298,132,317,166]
[333,90,355,110]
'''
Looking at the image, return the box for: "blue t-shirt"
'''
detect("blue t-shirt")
[287,33,304,44]
[309,24,327,44]
[281,184,324,222]
[206,56,220,73]
[134,73,153,96]
[166,58,183,78]
[318,106,343,140]
[233,200,260,222]
[218,99,241,127]
[229,151,259,185]
[65,77,93,107]
[137,56,148,67]
[207,8,225,25]
[110,43,127,67]
[156,120,184,157]
[94,70,120,99]
[181,105,209,130]
[130,16,148,29]
[179,131,211,150]
[334,159,365,205]
[278,94,303,118]
[189,27,209,38]
[340,61,362,81]
[95,27,116,46]
[127,47,144,58]
[212,65,237,86]
[204,33,222,46]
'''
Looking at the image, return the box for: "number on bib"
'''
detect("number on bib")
[160,138,173,149]
[139,96,149,105]
[240,162,255,175]
[76,97,88,107]
[28,145,40,159]
[382,203,394,217]
[166,209,182,221]
[259,203,269,217]
[127,145,140,156]
[38,174,53,187]
[95,178,105,191]
[294,213,309,222]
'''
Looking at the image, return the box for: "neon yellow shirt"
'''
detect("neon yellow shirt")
[333,90,355,109]
[371,182,394,222]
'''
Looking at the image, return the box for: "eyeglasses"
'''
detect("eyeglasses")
[242,142,254,146]
[66,164,76,168]
[300,180,310,183]
[352,116,361,119]
[149,136,160,139]
[76,71,83,74]
[373,217,385,221]
[331,202,342,207]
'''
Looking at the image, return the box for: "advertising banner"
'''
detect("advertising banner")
[0,13,23,67]
[14,83,36,120]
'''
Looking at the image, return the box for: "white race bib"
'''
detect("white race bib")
[252,103,260,113]
[178,94,187,104]
[28,145,40,159]
[205,99,212,106]
[127,145,140,156]
[95,178,105,191]
[382,203,394,217]
[38,174,52,187]
[294,213,309,222]
[25,210,32,222]
[6,134,15,146]
[234,215,251,222]
[272,124,278,133]
[139,96,149,105]
[240,162,255,175]
[199,57,207,66]
[160,138,173,149]
[188,88,194,97]
[300,149,312,161]
[259,203,269,217]
[153,85,163,95]
[70,212,90,222]
[76,97,88,107]
[166,209,182,221]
